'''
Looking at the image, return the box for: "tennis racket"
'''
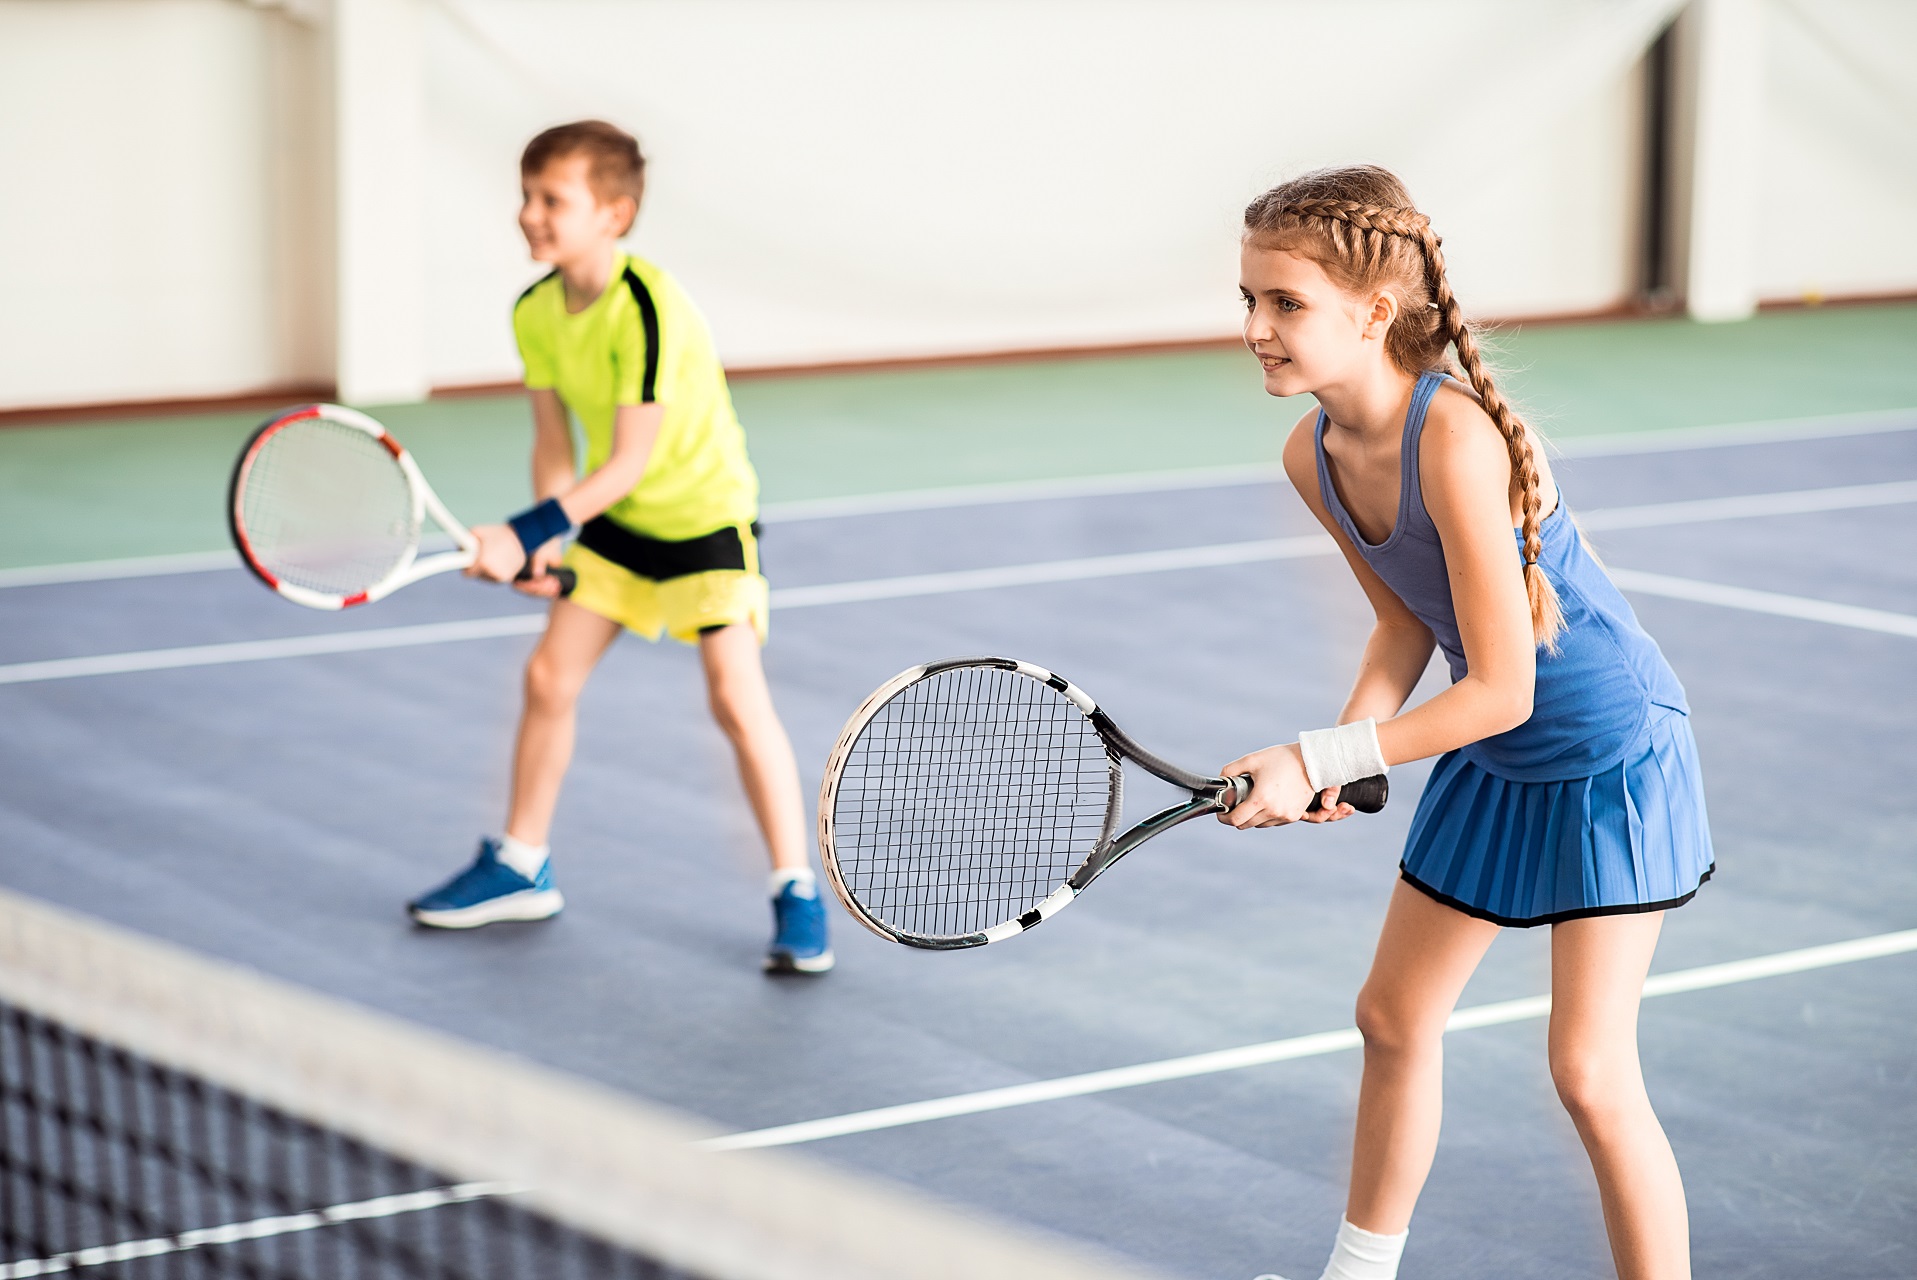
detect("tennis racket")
[228,403,574,610]
[819,656,1388,950]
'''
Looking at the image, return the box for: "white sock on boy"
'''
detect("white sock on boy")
[494,833,549,880]
[768,867,817,897]
[1319,1218,1408,1280]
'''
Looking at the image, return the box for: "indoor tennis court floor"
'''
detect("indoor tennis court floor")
[3,324,1915,1279]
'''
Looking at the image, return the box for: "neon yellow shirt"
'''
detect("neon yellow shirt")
[512,252,758,541]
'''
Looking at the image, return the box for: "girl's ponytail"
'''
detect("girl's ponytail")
[1245,169,1565,649]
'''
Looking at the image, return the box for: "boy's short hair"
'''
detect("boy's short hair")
[522,120,646,232]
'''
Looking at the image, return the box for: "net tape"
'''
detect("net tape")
[0,889,1163,1280]
[830,666,1115,939]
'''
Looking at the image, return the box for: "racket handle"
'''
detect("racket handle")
[1308,773,1389,814]
[513,564,578,597]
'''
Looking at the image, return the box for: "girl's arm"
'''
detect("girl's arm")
[468,398,663,588]
[1223,399,1535,827]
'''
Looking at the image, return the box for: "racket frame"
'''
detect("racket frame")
[819,656,1251,951]
[228,404,478,610]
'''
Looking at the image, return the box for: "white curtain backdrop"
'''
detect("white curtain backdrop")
[1,0,1913,408]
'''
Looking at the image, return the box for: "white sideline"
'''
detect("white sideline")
[3,408,1911,591]
[5,483,1917,686]
[0,1183,521,1278]
[699,927,1917,1152]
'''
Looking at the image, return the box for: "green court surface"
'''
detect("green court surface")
[2,302,1913,571]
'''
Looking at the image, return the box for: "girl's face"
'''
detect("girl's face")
[1238,240,1388,397]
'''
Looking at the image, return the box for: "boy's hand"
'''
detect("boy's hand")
[466,524,529,583]
[513,542,568,597]
[1216,743,1353,829]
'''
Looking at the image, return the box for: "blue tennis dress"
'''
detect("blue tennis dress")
[1316,371,1714,926]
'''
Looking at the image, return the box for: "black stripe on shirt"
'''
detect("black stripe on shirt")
[622,265,662,404]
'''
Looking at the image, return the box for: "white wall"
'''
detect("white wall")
[0,0,328,409]
[2,0,1913,410]
[1756,0,1917,300]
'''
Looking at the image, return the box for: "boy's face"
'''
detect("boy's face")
[519,154,633,266]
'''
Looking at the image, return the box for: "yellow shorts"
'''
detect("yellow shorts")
[561,522,769,646]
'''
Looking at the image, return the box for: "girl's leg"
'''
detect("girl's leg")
[1346,880,1501,1233]
[504,599,622,846]
[1549,912,1689,1280]
[698,623,808,871]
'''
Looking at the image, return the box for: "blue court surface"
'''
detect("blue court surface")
[2,419,1914,1279]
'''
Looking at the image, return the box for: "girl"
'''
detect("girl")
[1222,167,1711,1280]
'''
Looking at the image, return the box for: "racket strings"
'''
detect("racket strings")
[238,416,419,595]
[832,666,1114,940]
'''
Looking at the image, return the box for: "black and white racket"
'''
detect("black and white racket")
[819,656,1388,950]
[228,403,573,610]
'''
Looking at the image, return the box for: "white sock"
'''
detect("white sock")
[1319,1218,1408,1280]
[494,833,549,879]
[769,867,817,897]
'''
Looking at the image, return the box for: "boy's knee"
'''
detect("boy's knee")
[524,649,587,713]
[706,676,754,739]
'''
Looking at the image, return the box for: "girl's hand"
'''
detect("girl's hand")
[513,542,567,597]
[466,524,529,583]
[1216,743,1354,828]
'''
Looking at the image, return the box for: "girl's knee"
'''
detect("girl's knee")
[1354,983,1441,1057]
[1548,1044,1643,1131]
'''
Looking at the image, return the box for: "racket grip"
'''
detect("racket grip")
[1307,774,1389,814]
[513,564,578,597]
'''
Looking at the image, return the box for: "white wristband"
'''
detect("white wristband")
[1296,719,1388,792]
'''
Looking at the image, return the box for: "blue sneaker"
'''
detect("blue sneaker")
[765,879,833,974]
[408,838,564,929]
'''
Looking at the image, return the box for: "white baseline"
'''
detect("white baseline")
[3,409,1910,590]
[4,480,1917,687]
[700,927,1917,1151]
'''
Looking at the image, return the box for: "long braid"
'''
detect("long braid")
[1411,221,1564,648]
[1248,185,1565,648]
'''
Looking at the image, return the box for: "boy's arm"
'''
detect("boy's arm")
[551,401,661,524]
[468,398,663,589]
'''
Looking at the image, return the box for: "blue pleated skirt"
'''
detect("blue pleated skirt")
[1400,705,1714,926]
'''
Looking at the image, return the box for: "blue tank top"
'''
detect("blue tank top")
[1314,370,1688,782]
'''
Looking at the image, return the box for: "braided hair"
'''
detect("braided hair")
[1245,166,1564,648]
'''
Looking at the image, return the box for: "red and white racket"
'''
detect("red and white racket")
[228,403,571,610]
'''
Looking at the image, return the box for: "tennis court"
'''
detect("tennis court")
[3,305,1915,1278]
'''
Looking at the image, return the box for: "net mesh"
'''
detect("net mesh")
[829,665,1116,942]
[0,890,1154,1280]
[237,417,418,597]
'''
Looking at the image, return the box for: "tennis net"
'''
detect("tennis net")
[0,887,1162,1280]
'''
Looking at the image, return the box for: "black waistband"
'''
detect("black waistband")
[576,518,760,582]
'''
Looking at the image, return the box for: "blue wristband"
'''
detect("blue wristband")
[506,498,573,555]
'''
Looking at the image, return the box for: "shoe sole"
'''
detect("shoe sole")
[409,889,565,930]
[764,948,835,975]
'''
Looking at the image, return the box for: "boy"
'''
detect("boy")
[407,120,832,975]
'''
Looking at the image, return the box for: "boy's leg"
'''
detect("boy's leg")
[1548,913,1690,1280]
[697,623,807,870]
[505,598,625,846]
[1323,879,1498,1279]
[699,623,829,973]
[409,600,620,928]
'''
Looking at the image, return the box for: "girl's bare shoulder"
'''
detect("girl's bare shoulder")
[1280,406,1323,490]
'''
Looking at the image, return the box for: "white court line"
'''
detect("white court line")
[0,1182,521,1278]
[5,481,1917,686]
[700,927,1917,1152]
[1607,568,1917,639]
[4,408,1911,591]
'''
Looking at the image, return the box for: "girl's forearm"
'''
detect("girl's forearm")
[1376,672,1532,768]
[1340,622,1436,727]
